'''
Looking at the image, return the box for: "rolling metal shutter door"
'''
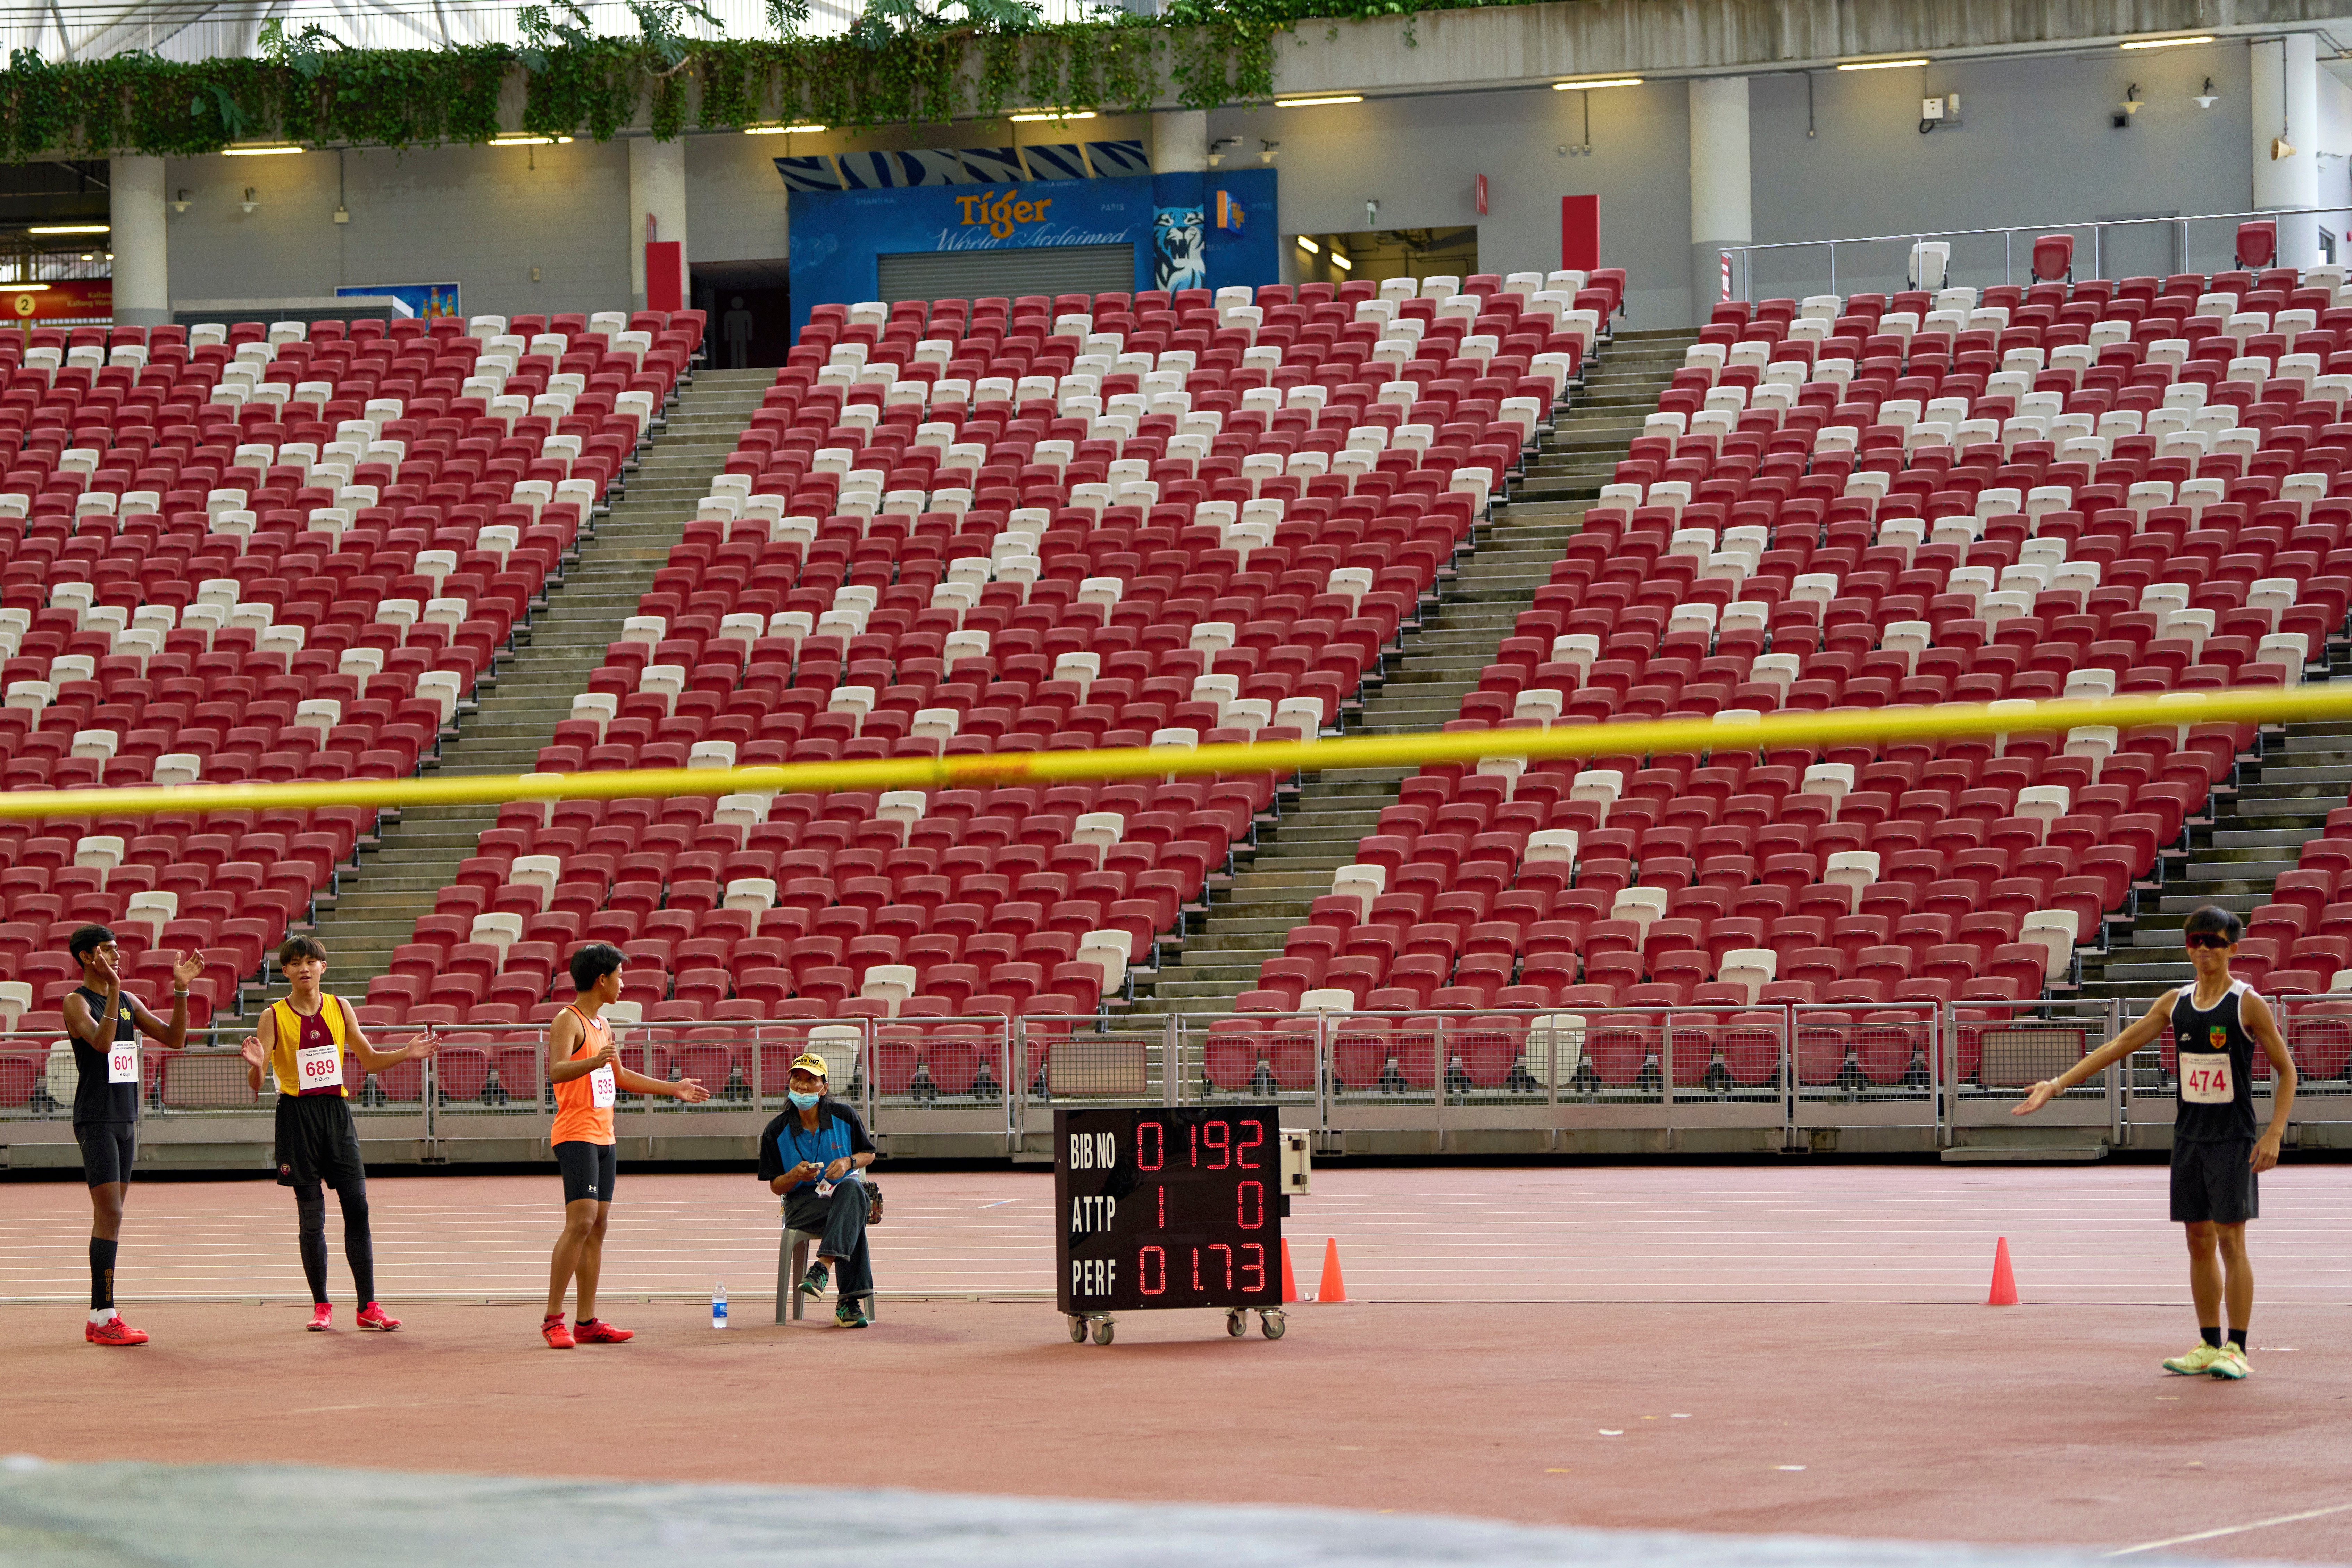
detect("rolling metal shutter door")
[876,244,1137,303]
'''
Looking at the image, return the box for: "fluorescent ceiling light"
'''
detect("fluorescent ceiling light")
[1836,58,1928,71]
[744,123,825,134]
[2121,34,2214,49]
[1296,235,1320,253]
[1553,77,1642,90]
[28,224,108,235]
[491,134,573,145]
[1329,252,1352,271]
[222,143,303,155]
[1010,110,1096,121]
[6,283,50,291]
[1276,95,1362,107]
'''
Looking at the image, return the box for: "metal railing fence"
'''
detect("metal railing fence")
[7,991,2347,1150]
[1719,205,2352,307]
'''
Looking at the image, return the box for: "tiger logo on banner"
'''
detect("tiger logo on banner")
[1153,205,1206,290]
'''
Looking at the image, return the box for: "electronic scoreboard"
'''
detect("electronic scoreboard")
[1054,1105,1287,1344]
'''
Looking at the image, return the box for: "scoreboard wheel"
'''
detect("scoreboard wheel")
[1090,1317,1116,1345]
[1225,1309,1247,1337]
[1260,1310,1286,1340]
[1068,1315,1088,1343]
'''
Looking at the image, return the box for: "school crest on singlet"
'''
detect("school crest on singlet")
[2171,981,2259,1140]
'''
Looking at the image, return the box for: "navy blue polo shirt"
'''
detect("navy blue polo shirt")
[757,1098,875,1194]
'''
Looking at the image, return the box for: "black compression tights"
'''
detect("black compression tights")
[292,1183,376,1306]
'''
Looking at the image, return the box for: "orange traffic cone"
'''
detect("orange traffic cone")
[1316,1237,1348,1303]
[1987,1236,2018,1307]
[1280,1237,1300,1304]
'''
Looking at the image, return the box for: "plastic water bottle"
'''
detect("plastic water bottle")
[711,1281,728,1329]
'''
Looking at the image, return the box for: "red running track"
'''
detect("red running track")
[7,1162,2352,1304]
[5,1162,2351,1561]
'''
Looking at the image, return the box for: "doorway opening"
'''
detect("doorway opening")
[692,258,790,369]
[1291,226,1478,288]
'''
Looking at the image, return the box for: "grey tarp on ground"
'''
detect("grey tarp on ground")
[0,1459,2251,1568]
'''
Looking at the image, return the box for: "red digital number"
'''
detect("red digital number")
[1208,1242,1233,1288]
[1137,1119,1164,1171]
[1156,1183,1165,1228]
[1202,1120,1231,1170]
[1191,1245,1201,1290]
[1139,1245,1167,1296]
[1241,1243,1266,1292]
[1236,1179,1264,1231]
[1237,1118,1264,1170]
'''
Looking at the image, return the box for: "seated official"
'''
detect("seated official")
[758,1052,877,1329]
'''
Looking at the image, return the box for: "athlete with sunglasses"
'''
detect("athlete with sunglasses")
[2014,904,2296,1379]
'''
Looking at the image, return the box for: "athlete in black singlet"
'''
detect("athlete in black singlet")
[60,924,205,1346]
[2015,905,2297,1379]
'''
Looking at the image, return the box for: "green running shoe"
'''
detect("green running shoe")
[2209,1344,2250,1380]
[2162,1341,2226,1376]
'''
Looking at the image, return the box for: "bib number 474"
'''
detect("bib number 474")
[2182,1056,2235,1105]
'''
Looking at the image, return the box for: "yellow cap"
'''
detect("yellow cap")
[789,1051,829,1080]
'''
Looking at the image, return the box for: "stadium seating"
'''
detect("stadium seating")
[360,273,1622,1097]
[1250,248,2352,1090]
[2246,802,2352,995]
[2135,796,2352,1085]
[0,308,704,1049]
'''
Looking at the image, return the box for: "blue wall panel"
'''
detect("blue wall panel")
[788,169,1277,337]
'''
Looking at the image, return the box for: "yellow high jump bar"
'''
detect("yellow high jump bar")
[1,681,2345,821]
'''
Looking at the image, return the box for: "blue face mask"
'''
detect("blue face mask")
[788,1090,822,1109]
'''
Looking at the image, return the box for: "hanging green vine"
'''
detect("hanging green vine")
[0,42,508,159]
[0,0,1557,159]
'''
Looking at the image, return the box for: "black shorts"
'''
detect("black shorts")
[274,1093,366,1192]
[555,1140,617,1205]
[2171,1137,2259,1225]
[75,1122,136,1187]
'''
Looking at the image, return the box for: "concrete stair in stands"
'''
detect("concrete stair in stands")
[297,367,776,991]
[1146,328,1699,1016]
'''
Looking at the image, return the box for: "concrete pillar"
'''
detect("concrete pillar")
[110,155,169,327]
[1687,76,1750,326]
[2252,36,2324,268]
[1152,110,1208,174]
[628,136,689,311]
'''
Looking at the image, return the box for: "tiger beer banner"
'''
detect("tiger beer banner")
[785,169,1276,340]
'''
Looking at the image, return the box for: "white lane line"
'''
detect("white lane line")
[2105,1500,2352,1556]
